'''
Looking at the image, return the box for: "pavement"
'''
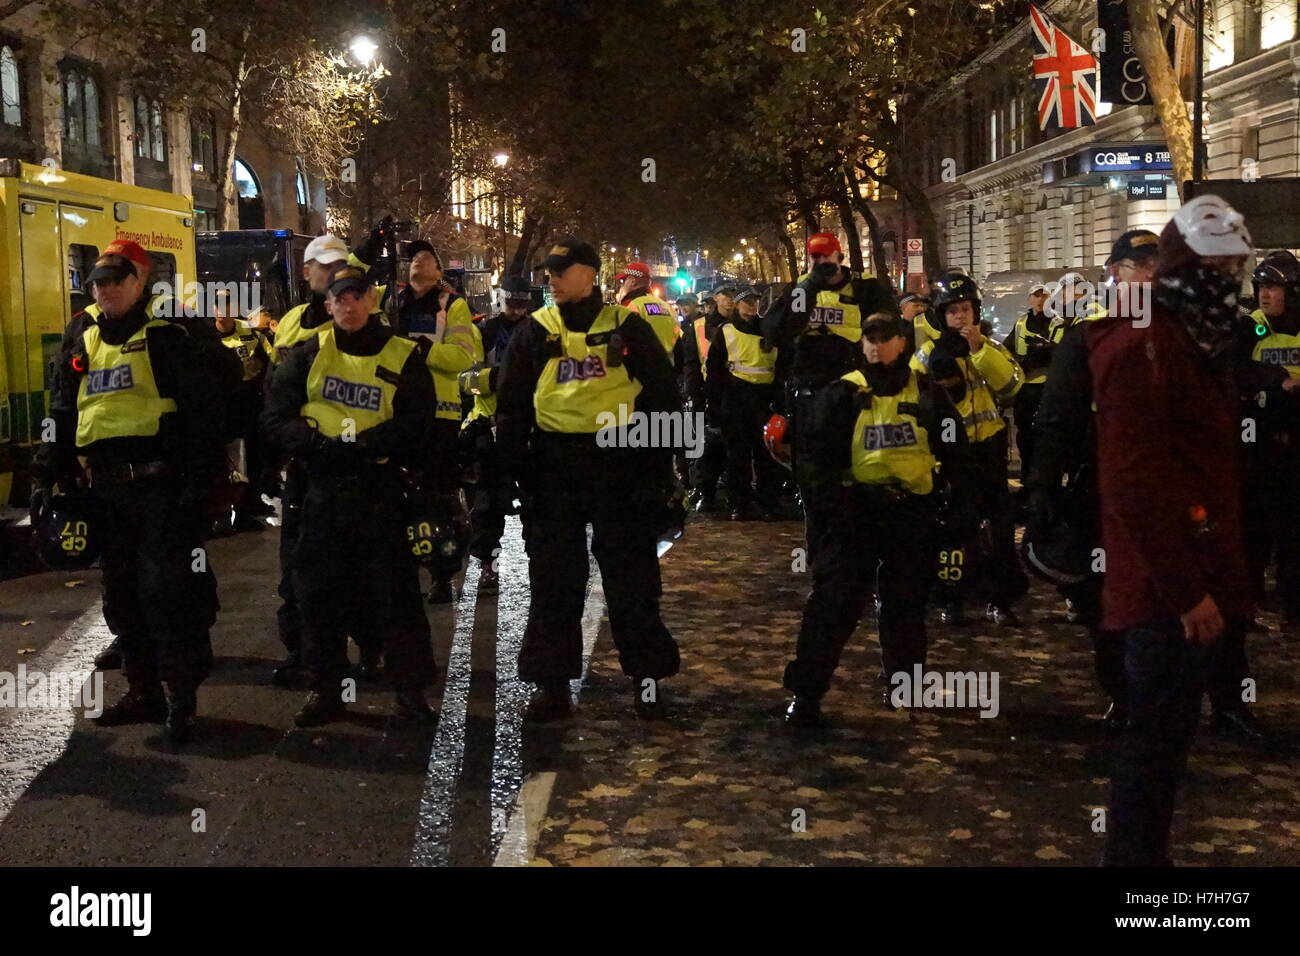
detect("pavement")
[1,509,1299,867]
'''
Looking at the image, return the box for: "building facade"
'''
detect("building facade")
[0,4,327,234]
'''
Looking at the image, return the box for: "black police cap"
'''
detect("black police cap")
[541,238,600,273]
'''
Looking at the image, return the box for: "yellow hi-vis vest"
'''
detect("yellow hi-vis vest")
[693,316,711,377]
[628,294,681,355]
[301,326,417,438]
[1011,313,1054,385]
[273,302,330,363]
[911,338,1021,443]
[721,323,776,384]
[532,304,642,433]
[842,370,934,495]
[1251,308,1274,337]
[220,318,272,381]
[76,318,178,447]
[803,286,865,344]
[409,295,480,422]
[460,364,496,426]
[1251,326,1300,378]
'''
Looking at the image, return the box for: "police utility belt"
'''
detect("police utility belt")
[87,460,170,486]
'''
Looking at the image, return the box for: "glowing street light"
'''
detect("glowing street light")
[350,35,379,67]
[493,152,510,167]
[733,252,743,262]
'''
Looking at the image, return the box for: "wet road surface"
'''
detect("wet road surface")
[1,513,1299,866]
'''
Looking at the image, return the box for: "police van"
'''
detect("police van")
[0,159,197,505]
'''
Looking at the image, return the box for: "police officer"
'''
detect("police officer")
[706,286,782,520]
[683,285,734,513]
[760,232,896,577]
[496,239,681,721]
[913,271,1027,626]
[213,292,275,533]
[265,233,353,685]
[388,239,482,604]
[1002,283,1056,494]
[1238,250,1300,626]
[615,260,681,356]
[33,247,224,744]
[457,275,533,594]
[261,264,439,726]
[783,313,964,726]
[901,292,934,351]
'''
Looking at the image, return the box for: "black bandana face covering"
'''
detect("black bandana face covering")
[1154,263,1242,359]
[864,355,912,395]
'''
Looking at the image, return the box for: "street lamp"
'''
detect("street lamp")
[493,152,510,167]
[350,34,378,67]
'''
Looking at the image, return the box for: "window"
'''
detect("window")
[1260,0,1296,50]
[134,93,166,163]
[61,63,102,146]
[148,251,177,290]
[295,166,308,208]
[190,115,216,176]
[68,243,99,314]
[194,207,217,231]
[233,158,259,198]
[1,43,20,128]
[150,100,165,162]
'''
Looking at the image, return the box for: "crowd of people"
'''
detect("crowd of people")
[26,191,1299,865]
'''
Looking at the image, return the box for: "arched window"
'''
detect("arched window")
[234,157,260,198]
[82,75,99,146]
[60,64,103,145]
[295,166,308,208]
[150,100,165,162]
[134,95,149,157]
[1,44,20,128]
[233,157,265,229]
[133,93,165,163]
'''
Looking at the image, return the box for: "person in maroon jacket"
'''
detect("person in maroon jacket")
[1089,196,1258,867]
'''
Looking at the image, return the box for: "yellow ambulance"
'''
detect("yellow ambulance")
[0,159,197,505]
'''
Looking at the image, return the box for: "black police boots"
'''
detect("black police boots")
[164,685,197,745]
[94,684,167,726]
[271,651,304,688]
[1212,706,1268,744]
[1102,700,1127,734]
[94,638,123,671]
[784,696,828,728]
[986,604,1022,627]
[523,682,573,723]
[478,563,500,595]
[427,578,455,604]
[632,677,667,721]
[394,689,437,724]
[938,601,967,626]
[294,692,346,727]
[357,646,383,682]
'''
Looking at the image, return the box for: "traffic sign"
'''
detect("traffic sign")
[906,238,923,254]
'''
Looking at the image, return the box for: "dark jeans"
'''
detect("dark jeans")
[784,484,936,699]
[1104,618,1213,867]
[94,474,217,689]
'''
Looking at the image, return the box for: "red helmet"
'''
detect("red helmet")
[764,413,792,470]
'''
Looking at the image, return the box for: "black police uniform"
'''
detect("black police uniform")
[784,345,965,711]
[262,310,439,722]
[36,292,224,740]
[495,286,681,706]
[681,303,729,508]
[1003,306,1056,488]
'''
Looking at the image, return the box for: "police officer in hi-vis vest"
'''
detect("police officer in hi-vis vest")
[615,260,682,357]
[913,271,1028,627]
[261,264,439,727]
[495,239,681,722]
[705,285,783,520]
[783,313,965,726]
[213,291,275,533]
[33,242,225,745]
[1238,250,1300,626]
[1002,282,1056,492]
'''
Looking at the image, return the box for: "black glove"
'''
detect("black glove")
[353,215,395,266]
[307,430,356,467]
[29,482,52,527]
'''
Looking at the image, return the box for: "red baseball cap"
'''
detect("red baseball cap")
[807,232,842,257]
[104,239,152,274]
[615,261,651,281]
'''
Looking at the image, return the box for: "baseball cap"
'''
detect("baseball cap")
[807,232,842,257]
[501,275,531,300]
[405,239,440,261]
[87,254,138,287]
[675,292,698,305]
[1105,228,1159,265]
[103,239,151,274]
[862,313,907,338]
[1028,283,1051,295]
[540,238,601,273]
[615,261,651,282]
[305,234,349,266]
[733,286,760,303]
[326,263,373,298]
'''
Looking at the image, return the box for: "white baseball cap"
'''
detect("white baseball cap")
[1172,195,1253,257]
[304,234,349,265]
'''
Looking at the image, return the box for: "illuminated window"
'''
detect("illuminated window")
[1,44,20,127]
[1207,2,1235,70]
[60,63,102,146]
[233,157,260,198]
[1261,0,1296,49]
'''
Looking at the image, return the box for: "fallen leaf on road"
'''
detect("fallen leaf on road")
[989,810,1012,819]
[1034,845,1069,860]
[64,580,85,588]
[948,828,972,840]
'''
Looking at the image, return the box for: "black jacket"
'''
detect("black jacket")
[681,310,725,409]
[760,270,896,387]
[1002,310,1056,381]
[36,297,226,488]
[1027,321,1094,495]
[261,316,437,477]
[494,290,680,480]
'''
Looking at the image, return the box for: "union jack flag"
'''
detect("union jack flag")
[1030,4,1098,130]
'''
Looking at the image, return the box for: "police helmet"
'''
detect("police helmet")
[35,492,101,571]
[1251,251,1300,304]
[1018,520,1092,586]
[764,413,792,471]
[927,271,981,333]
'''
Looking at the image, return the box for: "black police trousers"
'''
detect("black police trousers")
[518,440,679,685]
[1011,382,1045,485]
[721,382,783,512]
[461,417,508,564]
[785,483,937,699]
[690,424,726,500]
[95,474,216,689]
[292,474,436,695]
[956,430,1028,609]
[1241,442,1300,616]
[276,459,305,654]
[1103,619,1210,866]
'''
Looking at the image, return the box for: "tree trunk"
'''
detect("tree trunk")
[834,189,864,273]
[214,29,251,231]
[845,168,890,286]
[507,208,541,276]
[1129,0,1194,199]
[776,226,799,280]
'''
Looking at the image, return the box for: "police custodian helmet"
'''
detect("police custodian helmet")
[927,271,981,333]
[1252,250,1300,302]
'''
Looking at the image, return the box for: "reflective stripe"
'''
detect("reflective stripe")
[722,323,776,384]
